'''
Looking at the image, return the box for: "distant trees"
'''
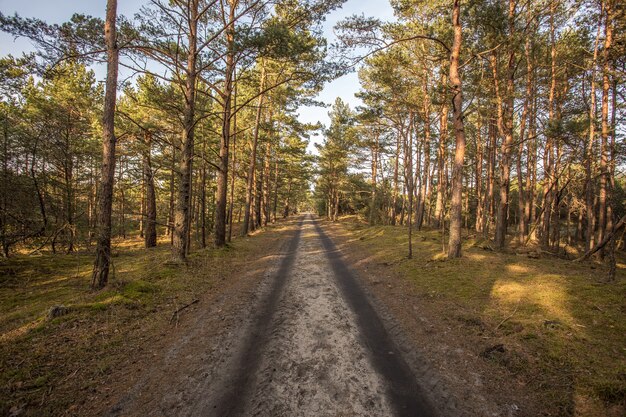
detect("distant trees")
[315,98,357,221]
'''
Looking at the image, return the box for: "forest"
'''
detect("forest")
[0,0,625,416]
[315,0,626,274]
[0,0,332,278]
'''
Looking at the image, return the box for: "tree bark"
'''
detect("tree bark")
[433,74,449,229]
[227,78,237,242]
[242,62,265,235]
[405,112,414,259]
[214,0,237,247]
[416,71,431,230]
[172,0,198,261]
[91,0,119,289]
[391,133,400,225]
[369,129,379,225]
[447,0,466,259]
[597,0,613,256]
[585,10,603,251]
[494,0,516,249]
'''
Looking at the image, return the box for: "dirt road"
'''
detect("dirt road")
[107,215,438,417]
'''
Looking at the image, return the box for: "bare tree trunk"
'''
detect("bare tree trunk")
[284,179,292,218]
[214,0,237,247]
[242,62,265,235]
[172,0,198,261]
[143,131,157,248]
[369,129,379,225]
[272,158,279,223]
[541,4,557,249]
[585,10,603,251]
[168,141,175,242]
[118,156,126,239]
[405,112,415,259]
[494,0,516,250]
[391,133,400,225]
[484,114,496,237]
[447,0,466,259]
[263,131,272,226]
[597,0,613,257]
[255,165,263,228]
[200,136,207,248]
[91,0,119,289]
[227,79,237,242]
[524,33,537,241]
[434,79,449,229]
[1,108,8,256]
[517,37,532,244]
[416,72,431,230]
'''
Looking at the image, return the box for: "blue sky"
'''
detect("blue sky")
[0,0,395,151]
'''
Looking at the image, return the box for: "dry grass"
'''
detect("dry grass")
[337,215,626,416]
[0,222,293,416]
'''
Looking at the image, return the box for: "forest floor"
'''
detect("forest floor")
[2,215,625,417]
[326,215,626,417]
[94,214,446,417]
[0,220,295,416]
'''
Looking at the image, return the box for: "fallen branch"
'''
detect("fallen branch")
[169,299,199,324]
[574,215,626,262]
[495,300,520,331]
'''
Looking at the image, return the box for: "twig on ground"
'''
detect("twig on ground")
[495,300,520,331]
[169,299,199,325]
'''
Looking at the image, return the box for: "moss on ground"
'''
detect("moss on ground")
[337,216,626,416]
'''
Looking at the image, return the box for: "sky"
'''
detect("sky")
[0,0,395,152]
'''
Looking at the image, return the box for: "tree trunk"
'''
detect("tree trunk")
[433,84,449,229]
[263,130,272,226]
[447,0,466,259]
[585,10,603,251]
[597,0,613,256]
[405,112,414,259]
[242,63,265,235]
[416,72,431,230]
[494,0,516,250]
[227,79,237,242]
[91,0,119,289]
[369,129,379,225]
[172,0,198,261]
[214,0,237,247]
[391,133,400,225]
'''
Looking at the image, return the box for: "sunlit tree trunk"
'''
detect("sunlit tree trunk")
[447,0,466,259]
[242,63,265,235]
[215,0,237,247]
[172,0,198,260]
[494,0,516,250]
[91,0,119,289]
[416,71,431,230]
[433,74,449,229]
[585,10,603,251]
[597,0,613,257]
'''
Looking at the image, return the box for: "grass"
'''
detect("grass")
[335,215,626,417]
[0,222,294,416]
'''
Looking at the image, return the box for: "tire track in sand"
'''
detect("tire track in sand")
[214,215,437,417]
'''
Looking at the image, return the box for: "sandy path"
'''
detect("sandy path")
[233,217,394,416]
[107,215,437,417]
